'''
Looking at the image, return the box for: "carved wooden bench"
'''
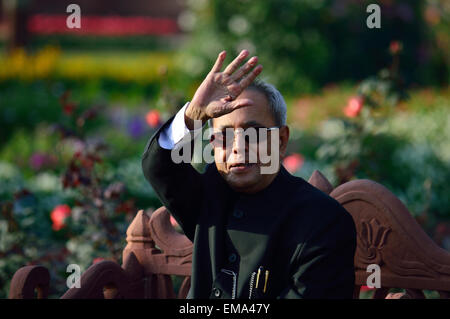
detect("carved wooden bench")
[8,170,450,299]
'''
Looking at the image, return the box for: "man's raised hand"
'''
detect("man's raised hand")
[185,50,263,129]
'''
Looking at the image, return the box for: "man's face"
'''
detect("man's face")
[212,89,289,194]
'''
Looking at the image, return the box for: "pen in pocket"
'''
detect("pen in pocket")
[263,269,269,293]
[249,266,269,299]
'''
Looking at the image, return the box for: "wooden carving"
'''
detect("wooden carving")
[61,260,131,299]
[358,218,391,266]
[307,170,334,195]
[329,177,450,296]
[122,208,193,298]
[8,265,50,299]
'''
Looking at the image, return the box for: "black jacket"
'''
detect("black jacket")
[141,117,357,299]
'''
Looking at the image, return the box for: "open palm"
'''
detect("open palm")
[187,50,263,123]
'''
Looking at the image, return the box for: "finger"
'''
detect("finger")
[229,98,254,112]
[239,65,263,89]
[211,51,227,73]
[215,98,253,117]
[223,50,249,75]
[231,56,258,82]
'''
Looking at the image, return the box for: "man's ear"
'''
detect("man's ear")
[279,125,290,158]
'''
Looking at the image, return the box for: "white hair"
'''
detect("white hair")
[208,79,287,127]
[247,79,287,126]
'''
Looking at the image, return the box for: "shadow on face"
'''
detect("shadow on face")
[211,89,289,194]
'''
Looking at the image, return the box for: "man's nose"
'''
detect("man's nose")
[231,130,247,155]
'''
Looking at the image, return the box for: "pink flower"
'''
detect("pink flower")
[29,152,57,170]
[360,285,375,292]
[344,96,364,118]
[145,110,161,128]
[283,153,304,174]
[29,153,47,170]
[50,204,71,231]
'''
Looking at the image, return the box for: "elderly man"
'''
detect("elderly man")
[142,50,356,299]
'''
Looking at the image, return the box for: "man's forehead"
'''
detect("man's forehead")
[215,119,266,130]
[212,101,275,130]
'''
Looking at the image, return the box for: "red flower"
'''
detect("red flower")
[28,15,178,36]
[115,199,135,215]
[50,204,71,231]
[145,110,161,128]
[389,41,402,55]
[63,102,76,115]
[93,257,105,264]
[344,96,364,118]
[283,153,304,174]
[360,285,376,292]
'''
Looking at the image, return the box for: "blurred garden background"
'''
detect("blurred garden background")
[0,0,449,298]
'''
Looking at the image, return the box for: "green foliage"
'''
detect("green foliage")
[30,35,177,52]
[180,0,448,94]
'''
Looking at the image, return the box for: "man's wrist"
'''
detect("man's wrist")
[185,103,209,130]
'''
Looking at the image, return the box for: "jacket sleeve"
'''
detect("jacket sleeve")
[141,116,204,241]
[278,209,357,299]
